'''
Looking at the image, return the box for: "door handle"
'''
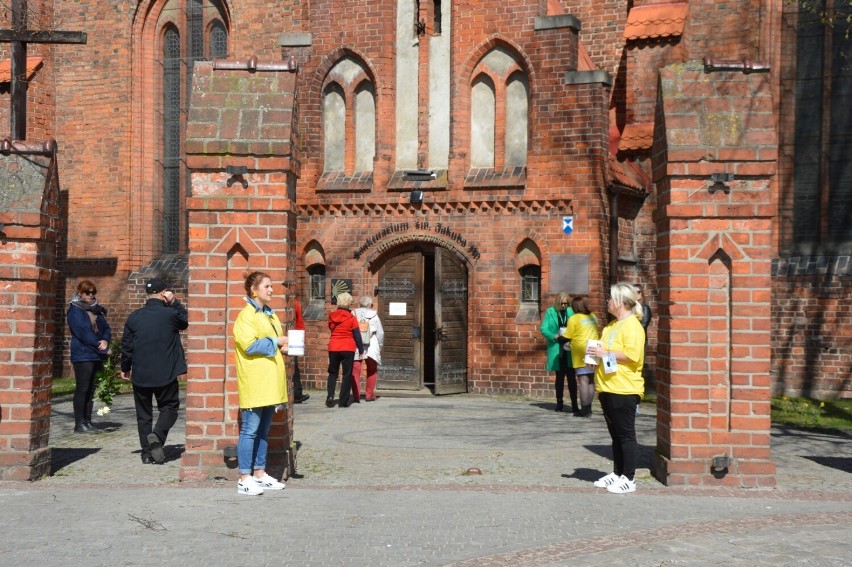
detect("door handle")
[434,327,444,341]
[412,325,421,339]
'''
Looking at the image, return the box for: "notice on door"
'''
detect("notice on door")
[389,302,407,316]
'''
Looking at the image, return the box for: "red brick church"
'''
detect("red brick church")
[1,1,849,483]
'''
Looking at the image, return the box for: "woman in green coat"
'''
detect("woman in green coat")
[540,291,576,412]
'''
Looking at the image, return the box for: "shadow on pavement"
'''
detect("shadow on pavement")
[561,467,607,482]
[803,456,852,474]
[51,448,101,474]
[584,443,655,469]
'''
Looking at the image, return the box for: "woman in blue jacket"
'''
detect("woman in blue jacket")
[66,280,111,433]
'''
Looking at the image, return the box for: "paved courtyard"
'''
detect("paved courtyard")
[0,390,850,565]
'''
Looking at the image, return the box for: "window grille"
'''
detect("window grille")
[163,28,181,253]
[310,269,326,301]
[210,20,228,59]
[520,266,540,304]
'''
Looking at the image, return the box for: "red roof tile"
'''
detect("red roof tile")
[0,57,44,83]
[608,154,649,192]
[618,122,655,152]
[623,2,689,41]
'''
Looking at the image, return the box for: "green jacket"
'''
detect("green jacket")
[540,305,574,371]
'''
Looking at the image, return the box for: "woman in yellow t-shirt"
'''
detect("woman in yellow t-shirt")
[562,297,599,417]
[589,282,645,494]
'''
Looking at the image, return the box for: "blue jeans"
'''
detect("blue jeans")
[238,406,275,475]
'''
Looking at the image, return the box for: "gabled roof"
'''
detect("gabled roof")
[0,57,44,83]
[623,2,689,42]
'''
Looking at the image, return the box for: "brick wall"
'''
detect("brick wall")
[652,61,777,487]
[771,257,852,399]
[180,62,299,481]
[0,146,61,480]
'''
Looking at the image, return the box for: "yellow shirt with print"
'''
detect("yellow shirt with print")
[594,315,645,397]
[563,313,599,369]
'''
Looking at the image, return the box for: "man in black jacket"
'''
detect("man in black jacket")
[120,278,188,464]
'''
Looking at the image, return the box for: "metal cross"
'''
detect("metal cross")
[0,0,87,140]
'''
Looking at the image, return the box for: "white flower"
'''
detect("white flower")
[97,406,111,416]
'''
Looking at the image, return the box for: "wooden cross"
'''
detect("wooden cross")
[0,0,86,140]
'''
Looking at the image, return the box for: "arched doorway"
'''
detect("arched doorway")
[374,244,468,395]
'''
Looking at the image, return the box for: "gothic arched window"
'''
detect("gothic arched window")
[156,1,229,254]
[469,46,529,173]
[321,56,376,177]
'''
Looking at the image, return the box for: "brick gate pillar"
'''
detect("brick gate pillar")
[0,142,61,480]
[652,61,777,487]
[180,60,300,481]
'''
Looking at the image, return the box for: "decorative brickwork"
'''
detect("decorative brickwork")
[180,61,299,481]
[652,61,777,487]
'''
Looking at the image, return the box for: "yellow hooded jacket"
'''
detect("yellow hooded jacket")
[233,301,288,408]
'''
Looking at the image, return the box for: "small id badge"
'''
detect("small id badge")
[603,353,617,375]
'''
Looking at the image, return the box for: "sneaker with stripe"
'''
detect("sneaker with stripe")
[238,478,264,496]
[593,472,620,488]
[253,473,285,490]
[606,475,636,494]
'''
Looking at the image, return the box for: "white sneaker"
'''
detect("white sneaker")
[253,473,285,490]
[606,475,636,494]
[237,478,264,496]
[593,472,620,488]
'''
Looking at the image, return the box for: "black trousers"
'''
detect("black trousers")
[132,380,180,458]
[292,357,304,399]
[598,391,641,480]
[555,349,578,410]
[72,360,103,425]
[327,350,355,403]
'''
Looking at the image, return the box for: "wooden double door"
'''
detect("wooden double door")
[375,246,468,394]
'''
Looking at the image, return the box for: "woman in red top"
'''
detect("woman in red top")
[291,299,310,403]
[326,292,364,407]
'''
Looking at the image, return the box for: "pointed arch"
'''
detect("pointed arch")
[318,52,378,176]
[458,37,534,175]
[129,0,231,267]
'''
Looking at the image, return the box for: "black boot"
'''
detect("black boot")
[74,422,96,433]
[555,401,563,412]
[579,404,592,417]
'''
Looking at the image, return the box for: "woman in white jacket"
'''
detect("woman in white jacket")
[353,296,384,401]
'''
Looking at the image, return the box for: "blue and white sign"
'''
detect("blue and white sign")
[562,216,574,236]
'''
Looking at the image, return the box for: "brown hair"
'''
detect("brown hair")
[571,296,592,315]
[76,280,97,295]
[243,271,271,297]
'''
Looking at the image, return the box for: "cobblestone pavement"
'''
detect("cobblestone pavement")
[1,391,850,566]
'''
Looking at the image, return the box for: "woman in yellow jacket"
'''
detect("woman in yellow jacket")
[562,297,599,417]
[589,282,645,494]
[233,271,289,496]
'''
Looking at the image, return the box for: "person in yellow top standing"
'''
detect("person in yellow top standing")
[562,297,599,417]
[233,271,289,496]
[589,282,645,494]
